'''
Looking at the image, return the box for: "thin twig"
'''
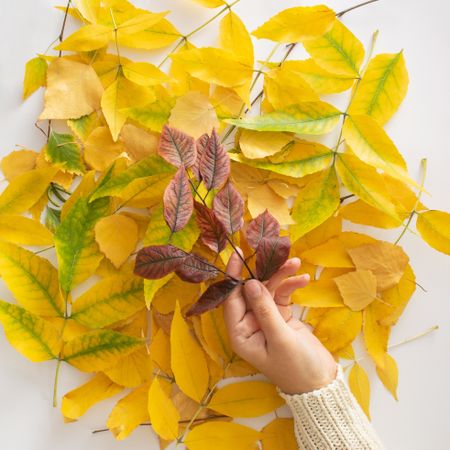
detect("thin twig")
[336,0,380,18]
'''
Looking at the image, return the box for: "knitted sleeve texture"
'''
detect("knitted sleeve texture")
[277,365,385,450]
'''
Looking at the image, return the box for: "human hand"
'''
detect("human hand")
[223,251,337,395]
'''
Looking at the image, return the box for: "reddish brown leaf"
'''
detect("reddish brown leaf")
[186,279,240,316]
[246,209,280,249]
[256,236,291,281]
[134,245,188,279]
[199,128,230,190]
[158,125,196,168]
[192,133,209,181]
[176,253,219,283]
[194,202,227,254]
[213,181,244,234]
[163,166,194,233]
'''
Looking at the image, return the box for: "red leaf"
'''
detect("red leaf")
[176,253,219,283]
[192,133,209,181]
[213,181,244,234]
[186,278,240,316]
[255,236,291,281]
[194,202,227,254]
[134,245,187,279]
[163,166,194,232]
[199,128,230,190]
[246,209,280,249]
[158,125,196,168]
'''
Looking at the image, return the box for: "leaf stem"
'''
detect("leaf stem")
[57,0,72,57]
[336,0,380,18]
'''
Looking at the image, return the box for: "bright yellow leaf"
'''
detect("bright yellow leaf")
[252,5,335,43]
[55,24,113,51]
[340,199,402,229]
[23,56,47,99]
[261,418,297,450]
[416,210,450,255]
[292,278,344,307]
[334,270,377,311]
[170,302,209,403]
[0,214,53,245]
[376,353,399,400]
[220,11,253,66]
[0,149,38,181]
[75,0,100,23]
[61,373,123,420]
[238,129,291,159]
[300,237,354,268]
[122,61,168,86]
[191,0,226,7]
[348,363,371,419]
[148,377,180,440]
[151,327,172,376]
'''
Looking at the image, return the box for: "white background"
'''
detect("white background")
[1,1,449,449]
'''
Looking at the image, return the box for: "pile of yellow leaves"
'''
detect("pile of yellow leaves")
[0,0,449,448]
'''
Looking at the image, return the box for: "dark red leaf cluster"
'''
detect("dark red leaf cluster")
[158,125,196,168]
[213,181,244,234]
[255,235,291,281]
[176,254,219,283]
[246,209,280,249]
[194,202,227,254]
[134,245,188,279]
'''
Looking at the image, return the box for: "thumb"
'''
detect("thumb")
[244,279,288,337]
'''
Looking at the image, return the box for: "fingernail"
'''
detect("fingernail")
[244,279,262,299]
[301,273,310,282]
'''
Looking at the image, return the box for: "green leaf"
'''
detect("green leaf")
[290,168,340,241]
[226,102,342,134]
[0,300,61,362]
[55,196,110,293]
[45,131,85,175]
[125,98,175,132]
[63,329,143,372]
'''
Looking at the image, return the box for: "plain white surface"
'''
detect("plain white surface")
[1,1,449,449]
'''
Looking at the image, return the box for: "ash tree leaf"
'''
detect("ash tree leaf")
[246,209,280,249]
[261,418,297,450]
[0,214,53,246]
[213,181,244,234]
[194,202,227,253]
[252,5,335,43]
[0,300,61,362]
[0,241,65,317]
[199,128,230,190]
[416,210,450,255]
[23,56,47,99]
[158,124,197,168]
[256,236,291,281]
[292,278,344,308]
[348,363,371,419]
[45,131,85,175]
[333,269,377,311]
[191,0,226,7]
[62,329,143,372]
[55,24,113,51]
[134,244,188,280]
[175,254,219,283]
[192,133,210,181]
[186,279,240,317]
[122,61,169,86]
[226,101,342,135]
[349,52,409,125]
[163,166,194,232]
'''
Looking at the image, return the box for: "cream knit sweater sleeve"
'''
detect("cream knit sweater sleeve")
[277,365,385,450]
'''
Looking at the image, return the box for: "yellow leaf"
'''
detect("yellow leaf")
[0,214,53,245]
[122,61,168,86]
[363,305,390,367]
[348,363,371,419]
[71,275,143,328]
[61,373,123,421]
[116,12,167,36]
[168,92,219,139]
[314,307,362,353]
[291,168,340,241]
[343,115,418,187]
[23,56,47,99]
[171,48,253,88]
[279,59,355,95]
[121,123,159,162]
[376,353,399,400]
[349,52,409,125]
[107,382,150,440]
[347,241,409,291]
[416,210,450,255]
[151,327,172,375]
[334,270,377,311]
[148,377,180,440]
[0,300,61,362]
[39,59,104,120]
[153,276,200,314]
[170,302,209,402]
[304,19,365,77]
[75,0,100,23]
[0,241,64,317]
[1,149,38,181]
[60,170,96,220]
[252,5,335,43]
[335,153,399,220]
[95,215,138,268]
[261,418,297,450]
[191,0,226,7]
[184,421,261,450]
[292,278,344,307]
[238,129,291,159]
[300,237,354,268]
[340,199,402,229]
[55,24,113,51]
[0,166,57,215]
[208,381,283,417]
[63,329,143,372]
[220,11,254,66]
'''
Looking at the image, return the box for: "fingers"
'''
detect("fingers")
[223,251,246,328]
[265,257,301,294]
[243,279,288,338]
[274,274,310,306]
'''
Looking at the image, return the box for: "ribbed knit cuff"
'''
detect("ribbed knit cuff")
[277,365,385,450]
